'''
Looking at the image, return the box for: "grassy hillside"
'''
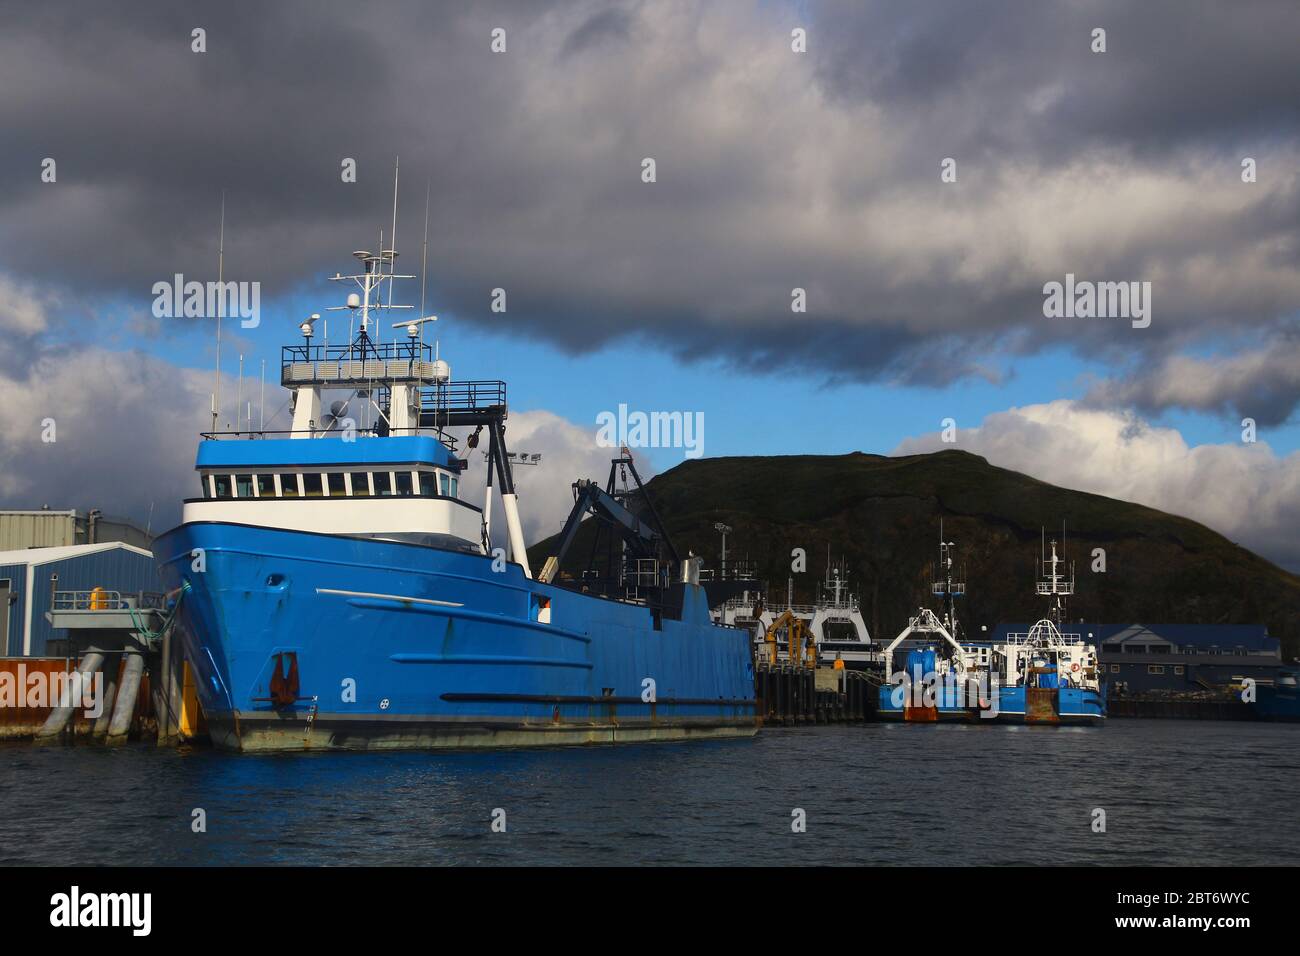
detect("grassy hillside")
[529,450,1300,658]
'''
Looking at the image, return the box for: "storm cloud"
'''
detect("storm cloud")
[2,0,1298,394]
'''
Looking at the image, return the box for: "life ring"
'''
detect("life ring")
[1071,663,1080,672]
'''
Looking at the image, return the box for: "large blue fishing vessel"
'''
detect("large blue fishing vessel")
[152,240,756,752]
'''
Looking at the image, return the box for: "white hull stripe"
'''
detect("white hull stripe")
[316,587,464,608]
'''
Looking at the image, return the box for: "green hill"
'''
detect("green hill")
[529,450,1300,657]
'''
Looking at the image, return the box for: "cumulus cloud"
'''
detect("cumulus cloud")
[458,408,654,547]
[893,400,1300,570]
[0,349,214,529]
[2,0,1298,404]
[0,276,55,336]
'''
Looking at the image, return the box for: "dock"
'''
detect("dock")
[754,663,877,725]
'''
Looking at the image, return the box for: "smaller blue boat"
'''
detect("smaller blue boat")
[1253,670,1300,721]
[878,527,1105,724]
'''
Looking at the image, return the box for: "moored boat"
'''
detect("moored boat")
[152,237,756,752]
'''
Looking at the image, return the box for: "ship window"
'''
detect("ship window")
[350,473,372,496]
[1174,666,1185,675]
[303,473,325,498]
[419,472,437,497]
[213,474,233,498]
[1109,664,1120,673]
[202,475,213,499]
[439,473,450,496]
[377,472,396,496]
[449,476,459,498]
[395,471,414,496]
[256,474,276,498]
[1147,665,1165,675]
[235,474,255,498]
[326,472,347,497]
[281,474,301,498]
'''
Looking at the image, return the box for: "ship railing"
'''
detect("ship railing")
[415,380,508,413]
[51,589,166,612]
[200,427,391,440]
[696,559,760,582]
[621,558,668,589]
[1034,582,1074,595]
[1004,631,1088,646]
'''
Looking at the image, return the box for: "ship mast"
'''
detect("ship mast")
[932,520,964,641]
[1037,525,1075,625]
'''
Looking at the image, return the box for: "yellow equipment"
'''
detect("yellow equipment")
[764,609,817,668]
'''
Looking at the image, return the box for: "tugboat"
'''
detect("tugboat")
[876,525,1106,724]
[877,526,988,721]
[151,232,756,751]
[991,532,1106,725]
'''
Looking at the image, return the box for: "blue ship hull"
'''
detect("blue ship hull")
[876,685,1105,725]
[153,522,757,752]
[1253,684,1300,722]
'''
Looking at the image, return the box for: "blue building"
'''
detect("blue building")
[0,543,162,657]
[991,623,1280,694]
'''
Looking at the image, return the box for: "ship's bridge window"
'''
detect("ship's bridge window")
[213,474,233,498]
[439,473,451,496]
[349,473,373,496]
[303,473,325,498]
[235,474,255,498]
[419,472,437,497]
[202,475,213,499]
[281,473,302,498]
[377,472,396,496]
[395,471,415,496]
[325,472,347,497]
[256,474,276,498]
[450,476,459,497]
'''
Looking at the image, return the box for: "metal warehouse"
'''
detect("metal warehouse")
[0,543,162,657]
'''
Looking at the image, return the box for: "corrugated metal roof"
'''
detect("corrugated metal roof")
[0,541,152,568]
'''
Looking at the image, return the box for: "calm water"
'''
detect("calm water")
[1,720,1296,865]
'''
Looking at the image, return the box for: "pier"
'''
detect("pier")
[754,663,877,725]
[1106,697,1254,720]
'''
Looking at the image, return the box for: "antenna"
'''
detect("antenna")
[387,156,400,315]
[392,315,437,339]
[212,191,226,431]
[419,179,430,348]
